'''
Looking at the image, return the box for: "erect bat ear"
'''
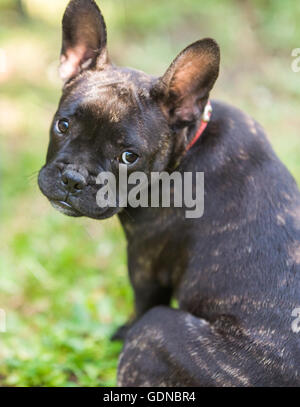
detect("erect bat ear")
[152,38,220,128]
[59,0,109,83]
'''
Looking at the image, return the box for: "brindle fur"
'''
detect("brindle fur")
[38,0,300,386]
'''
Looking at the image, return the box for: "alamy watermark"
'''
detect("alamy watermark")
[291,48,300,73]
[291,308,300,333]
[0,308,6,333]
[96,165,204,218]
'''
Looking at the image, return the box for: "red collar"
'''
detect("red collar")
[185,100,212,151]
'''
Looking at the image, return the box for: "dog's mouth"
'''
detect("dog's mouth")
[49,198,118,219]
[50,199,82,217]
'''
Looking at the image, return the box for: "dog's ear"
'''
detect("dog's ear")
[59,0,109,83]
[152,39,220,128]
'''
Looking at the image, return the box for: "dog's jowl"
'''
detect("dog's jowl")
[38,0,300,386]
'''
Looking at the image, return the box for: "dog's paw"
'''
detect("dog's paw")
[111,322,133,342]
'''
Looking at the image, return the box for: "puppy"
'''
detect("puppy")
[38,0,300,386]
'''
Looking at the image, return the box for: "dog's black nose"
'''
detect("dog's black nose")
[61,170,86,193]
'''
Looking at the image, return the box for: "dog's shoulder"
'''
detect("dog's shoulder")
[209,99,268,143]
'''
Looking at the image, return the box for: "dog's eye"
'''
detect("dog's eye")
[120,151,139,165]
[55,118,69,134]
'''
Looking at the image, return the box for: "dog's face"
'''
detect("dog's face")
[38,0,220,219]
[38,65,170,219]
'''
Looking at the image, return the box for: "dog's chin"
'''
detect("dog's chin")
[49,199,120,219]
[50,200,82,217]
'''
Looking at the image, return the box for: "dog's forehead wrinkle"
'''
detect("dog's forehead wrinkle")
[67,65,154,93]
[62,65,155,112]
[63,83,152,127]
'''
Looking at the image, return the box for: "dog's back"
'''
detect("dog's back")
[118,100,300,386]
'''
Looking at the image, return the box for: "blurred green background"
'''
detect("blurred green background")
[0,0,300,387]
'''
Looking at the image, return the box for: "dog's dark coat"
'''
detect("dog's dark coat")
[38,0,300,386]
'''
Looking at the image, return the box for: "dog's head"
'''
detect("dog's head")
[38,0,220,219]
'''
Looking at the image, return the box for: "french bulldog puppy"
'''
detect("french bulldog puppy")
[38,0,300,386]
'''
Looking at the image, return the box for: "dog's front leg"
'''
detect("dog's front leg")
[111,266,173,341]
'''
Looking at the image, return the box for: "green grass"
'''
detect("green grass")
[0,0,300,386]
